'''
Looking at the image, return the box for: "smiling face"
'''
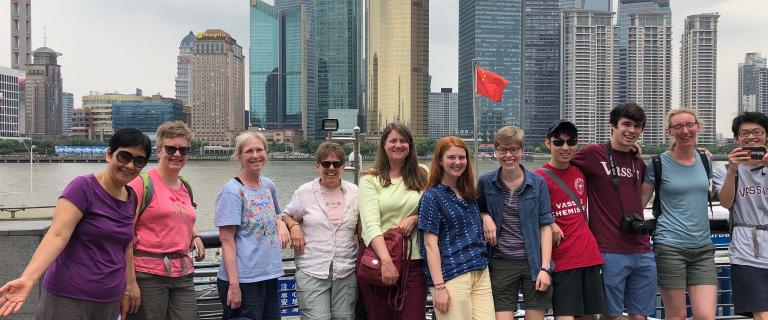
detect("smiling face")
[440,146,467,182]
[668,112,699,149]
[611,117,644,149]
[106,146,147,185]
[494,143,523,171]
[736,122,767,148]
[545,133,578,165]
[158,137,190,171]
[238,137,267,174]
[384,129,410,164]
[317,154,343,188]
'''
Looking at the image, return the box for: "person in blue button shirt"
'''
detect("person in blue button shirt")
[478,126,554,320]
[419,136,494,320]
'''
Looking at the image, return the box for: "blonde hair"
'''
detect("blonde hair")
[156,121,193,146]
[494,126,525,148]
[666,108,703,150]
[233,131,268,161]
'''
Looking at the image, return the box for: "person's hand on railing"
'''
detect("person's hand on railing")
[0,277,34,316]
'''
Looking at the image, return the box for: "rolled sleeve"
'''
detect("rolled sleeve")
[418,190,441,235]
[358,175,383,246]
[537,179,554,226]
[644,159,657,185]
[215,184,242,227]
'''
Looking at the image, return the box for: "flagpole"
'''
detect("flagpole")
[472,58,479,179]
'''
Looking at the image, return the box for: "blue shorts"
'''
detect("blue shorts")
[601,252,657,317]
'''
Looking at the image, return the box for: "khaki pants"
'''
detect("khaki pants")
[429,267,495,320]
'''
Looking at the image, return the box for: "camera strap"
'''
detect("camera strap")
[605,142,638,218]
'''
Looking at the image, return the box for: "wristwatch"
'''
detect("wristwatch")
[540,267,553,275]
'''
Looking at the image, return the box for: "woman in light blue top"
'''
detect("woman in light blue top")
[641,108,716,320]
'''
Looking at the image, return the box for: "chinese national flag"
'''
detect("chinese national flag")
[475,66,509,103]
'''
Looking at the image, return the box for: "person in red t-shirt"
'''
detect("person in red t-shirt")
[535,120,604,320]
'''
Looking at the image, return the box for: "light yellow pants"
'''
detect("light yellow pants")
[429,267,495,320]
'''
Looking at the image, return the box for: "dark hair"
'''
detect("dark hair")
[427,136,476,201]
[364,123,427,192]
[610,102,646,129]
[731,112,768,137]
[315,141,345,165]
[109,128,152,157]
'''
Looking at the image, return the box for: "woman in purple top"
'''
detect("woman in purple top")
[0,128,152,319]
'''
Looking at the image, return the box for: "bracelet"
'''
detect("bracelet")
[435,285,446,291]
[192,235,201,241]
[289,223,300,230]
[432,282,444,287]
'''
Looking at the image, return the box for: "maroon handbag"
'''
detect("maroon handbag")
[357,227,412,310]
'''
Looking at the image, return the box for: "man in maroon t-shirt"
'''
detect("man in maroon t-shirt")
[535,120,605,319]
[571,103,657,320]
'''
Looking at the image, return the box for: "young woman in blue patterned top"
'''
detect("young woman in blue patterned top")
[418,136,494,320]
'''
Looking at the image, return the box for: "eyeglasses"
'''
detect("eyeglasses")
[320,160,343,169]
[551,139,577,147]
[162,145,191,156]
[738,129,766,137]
[115,151,149,168]
[495,147,522,155]
[670,122,697,131]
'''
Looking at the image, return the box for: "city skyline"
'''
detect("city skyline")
[1,0,767,135]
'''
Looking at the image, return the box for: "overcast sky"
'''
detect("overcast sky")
[2,0,767,135]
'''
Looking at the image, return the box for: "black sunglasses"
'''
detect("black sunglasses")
[162,145,191,156]
[551,138,578,147]
[115,151,149,168]
[320,160,343,169]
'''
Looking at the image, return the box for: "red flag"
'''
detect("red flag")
[475,66,509,103]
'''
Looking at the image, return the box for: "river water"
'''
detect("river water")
[0,159,548,230]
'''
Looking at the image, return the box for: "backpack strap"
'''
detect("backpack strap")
[138,172,153,218]
[697,151,715,217]
[179,176,196,208]
[539,167,587,221]
[651,155,662,219]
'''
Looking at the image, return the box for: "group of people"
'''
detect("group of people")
[0,102,766,320]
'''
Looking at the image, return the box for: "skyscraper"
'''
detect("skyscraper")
[561,10,619,144]
[521,0,563,143]
[0,66,24,137]
[82,91,145,140]
[175,31,195,106]
[280,4,315,136]
[24,47,63,139]
[428,88,459,139]
[314,0,359,139]
[560,0,612,10]
[112,95,185,136]
[738,53,767,114]
[458,0,520,141]
[366,0,429,136]
[617,0,671,104]
[62,92,73,136]
[190,29,245,145]
[627,12,672,145]
[681,13,719,145]
[10,0,32,70]
[249,0,279,130]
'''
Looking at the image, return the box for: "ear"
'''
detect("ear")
[105,147,113,162]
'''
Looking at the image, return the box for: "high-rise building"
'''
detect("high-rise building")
[10,0,32,70]
[190,29,245,146]
[70,108,93,140]
[561,10,619,144]
[428,88,458,139]
[62,92,73,136]
[680,13,719,145]
[617,0,671,104]
[738,53,766,114]
[280,4,315,136]
[521,0,563,143]
[627,12,672,146]
[458,0,521,141]
[314,0,359,139]
[249,0,279,130]
[82,91,145,140]
[560,0,611,10]
[175,31,195,106]
[24,47,63,139]
[112,95,185,137]
[0,66,24,137]
[366,0,429,137]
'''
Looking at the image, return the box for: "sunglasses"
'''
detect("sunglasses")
[320,160,343,169]
[551,139,578,147]
[162,145,191,156]
[115,151,149,168]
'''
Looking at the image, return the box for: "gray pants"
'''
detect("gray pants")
[126,272,197,320]
[295,268,357,320]
[36,288,120,320]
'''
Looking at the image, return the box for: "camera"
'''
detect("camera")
[743,146,766,160]
[620,215,656,235]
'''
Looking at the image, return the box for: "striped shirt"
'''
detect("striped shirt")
[494,177,527,258]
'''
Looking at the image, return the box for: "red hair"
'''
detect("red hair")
[427,136,477,201]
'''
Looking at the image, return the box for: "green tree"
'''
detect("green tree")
[359,140,378,155]
[299,139,323,154]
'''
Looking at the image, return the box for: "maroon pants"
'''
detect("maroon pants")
[359,259,427,320]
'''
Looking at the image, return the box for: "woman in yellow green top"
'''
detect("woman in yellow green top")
[358,123,429,319]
